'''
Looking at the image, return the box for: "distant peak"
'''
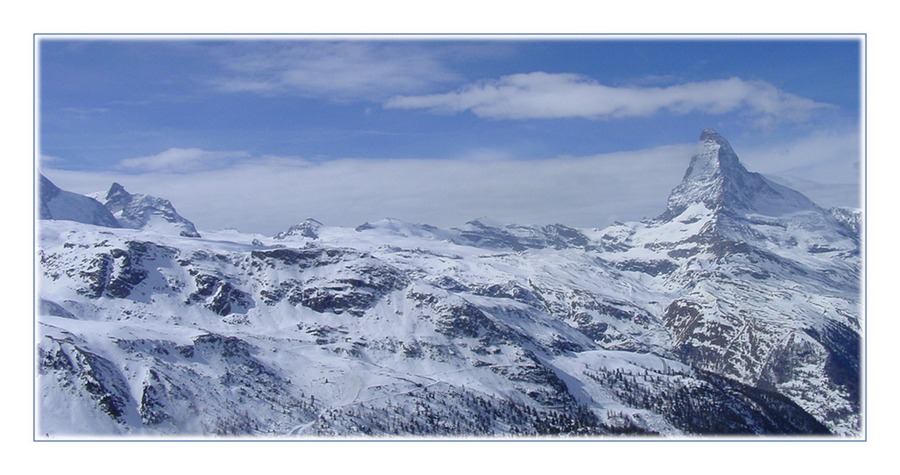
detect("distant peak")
[39,174,60,194]
[663,130,746,217]
[700,128,725,143]
[99,182,200,237]
[106,182,130,200]
[39,174,120,227]
[679,129,741,186]
[274,218,323,240]
[698,129,739,165]
[662,129,818,219]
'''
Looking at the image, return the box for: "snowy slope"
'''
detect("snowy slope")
[39,174,120,228]
[35,130,861,438]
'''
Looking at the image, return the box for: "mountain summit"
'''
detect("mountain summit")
[656,129,857,259]
[98,183,201,237]
[664,129,818,219]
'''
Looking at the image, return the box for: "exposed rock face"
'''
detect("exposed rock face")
[100,182,201,237]
[39,175,201,237]
[665,129,819,219]
[274,218,323,240]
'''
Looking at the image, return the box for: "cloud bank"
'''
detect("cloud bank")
[385,72,832,124]
[737,128,862,208]
[44,145,696,235]
[43,127,860,235]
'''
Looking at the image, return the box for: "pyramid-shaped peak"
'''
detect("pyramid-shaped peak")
[695,129,741,171]
[700,128,726,143]
[106,182,130,200]
[663,129,819,219]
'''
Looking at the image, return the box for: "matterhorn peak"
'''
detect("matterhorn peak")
[699,127,726,143]
[663,129,818,219]
[682,129,744,185]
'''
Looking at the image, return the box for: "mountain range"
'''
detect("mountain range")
[35,129,862,438]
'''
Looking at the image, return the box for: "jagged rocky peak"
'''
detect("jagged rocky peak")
[98,182,201,238]
[695,128,744,177]
[664,129,818,219]
[105,182,129,202]
[103,182,147,215]
[274,218,323,240]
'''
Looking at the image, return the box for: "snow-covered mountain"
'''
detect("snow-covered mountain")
[273,218,323,240]
[91,182,201,237]
[40,175,201,238]
[35,130,862,438]
[594,129,861,432]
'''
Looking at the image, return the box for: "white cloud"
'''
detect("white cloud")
[39,154,64,164]
[736,127,861,183]
[211,42,460,101]
[117,148,251,173]
[455,147,516,162]
[385,72,832,123]
[61,107,111,115]
[736,126,862,207]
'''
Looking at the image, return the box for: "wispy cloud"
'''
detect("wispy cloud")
[385,72,833,124]
[738,126,862,185]
[455,147,516,162]
[44,144,695,234]
[210,42,460,102]
[117,148,251,173]
[61,107,111,115]
[40,154,64,164]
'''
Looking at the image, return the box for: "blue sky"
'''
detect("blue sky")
[38,36,863,234]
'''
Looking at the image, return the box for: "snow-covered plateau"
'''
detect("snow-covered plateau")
[35,129,862,438]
